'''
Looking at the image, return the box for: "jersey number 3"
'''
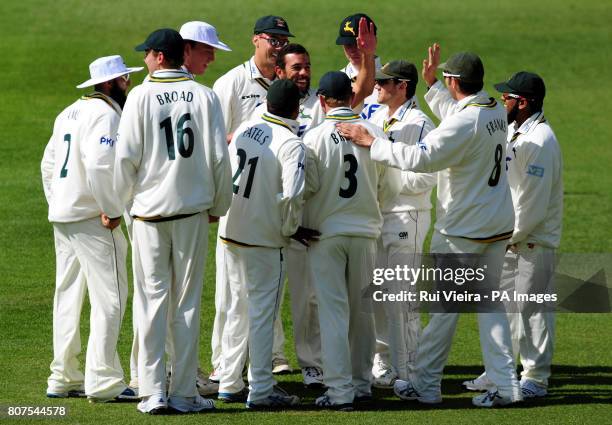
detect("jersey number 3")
[339,153,358,198]
[160,113,194,160]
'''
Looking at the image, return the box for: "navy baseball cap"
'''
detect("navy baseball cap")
[336,13,377,45]
[254,15,294,37]
[267,79,301,111]
[494,71,546,99]
[135,28,184,57]
[316,71,352,99]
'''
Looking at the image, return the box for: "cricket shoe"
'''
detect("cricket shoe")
[168,394,215,413]
[208,369,220,383]
[472,390,518,407]
[354,391,373,404]
[272,357,292,375]
[462,372,496,391]
[393,379,442,404]
[246,387,300,410]
[372,354,397,389]
[196,368,219,396]
[315,394,354,412]
[89,386,139,403]
[302,367,324,388]
[46,388,85,398]
[520,379,548,398]
[137,394,168,415]
[218,387,249,403]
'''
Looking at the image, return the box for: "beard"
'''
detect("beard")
[109,81,127,109]
[507,101,519,124]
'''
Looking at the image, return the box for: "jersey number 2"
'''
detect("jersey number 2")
[339,153,358,198]
[160,113,194,160]
[232,148,258,198]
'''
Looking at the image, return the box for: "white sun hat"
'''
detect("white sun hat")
[76,55,143,89]
[179,21,232,51]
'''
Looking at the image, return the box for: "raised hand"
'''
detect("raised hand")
[357,17,377,55]
[422,43,441,87]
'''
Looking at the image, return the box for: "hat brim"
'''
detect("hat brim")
[375,70,394,80]
[258,29,294,37]
[336,36,357,45]
[493,82,515,93]
[134,42,149,51]
[76,66,144,89]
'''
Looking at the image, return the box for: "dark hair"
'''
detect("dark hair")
[276,43,309,68]
[456,78,483,95]
[404,80,416,100]
[267,100,299,119]
[157,48,183,68]
[527,97,544,113]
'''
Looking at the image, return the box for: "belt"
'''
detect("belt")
[133,212,199,223]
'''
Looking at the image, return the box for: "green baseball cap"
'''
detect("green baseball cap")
[494,71,546,99]
[254,15,294,37]
[135,28,184,57]
[439,52,484,83]
[336,13,377,45]
[375,60,418,83]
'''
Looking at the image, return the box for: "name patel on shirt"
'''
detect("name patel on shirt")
[242,126,269,145]
[485,118,507,136]
[156,91,193,105]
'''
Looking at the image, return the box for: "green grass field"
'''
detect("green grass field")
[1,0,611,423]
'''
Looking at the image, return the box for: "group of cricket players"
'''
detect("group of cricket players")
[41,11,563,414]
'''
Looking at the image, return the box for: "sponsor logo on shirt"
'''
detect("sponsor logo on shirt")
[241,94,261,100]
[527,165,545,177]
[399,231,408,240]
[360,103,382,120]
[100,136,115,146]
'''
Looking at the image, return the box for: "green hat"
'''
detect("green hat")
[494,71,545,99]
[254,15,294,37]
[336,13,377,45]
[439,52,484,83]
[267,79,300,111]
[316,71,352,99]
[135,28,184,57]
[375,60,418,83]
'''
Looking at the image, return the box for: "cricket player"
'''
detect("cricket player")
[212,15,293,396]
[463,72,562,399]
[41,55,142,402]
[304,71,400,411]
[368,60,436,388]
[338,44,522,407]
[336,13,381,119]
[220,79,308,409]
[114,28,232,414]
[126,20,232,398]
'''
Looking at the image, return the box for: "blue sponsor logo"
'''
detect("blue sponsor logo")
[100,136,115,146]
[297,124,307,137]
[417,139,427,151]
[527,165,544,177]
[360,103,382,120]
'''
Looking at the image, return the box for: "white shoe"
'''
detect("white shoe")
[137,395,168,414]
[196,368,219,396]
[462,372,496,391]
[315,394,354,411]
[302,367,324,388]
[372,368,397,389]
[472,390,517,407]
[246,386,300,410]
[393,379,442,404]
[272,357,292,374]
[520,379,547,398]
[209,368,220,383]
[168,395,215,413]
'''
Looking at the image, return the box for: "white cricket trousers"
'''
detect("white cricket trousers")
[503,244,555,387]
[310,236,376,404]
[374,210,429,380]
[224,243,285,402]
[286,241,322,369]
[413,231,521,401]
[47,217,128,400]
[132,212,209,398]
[215,237,287,393]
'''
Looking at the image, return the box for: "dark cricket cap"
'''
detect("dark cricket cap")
[336,13,377,45]
[135,28,184,56]
[375,60,418,83]
[439,52,484,83]
[254,15,294,37]
[267,79,300,111]
[494,71,546,99]
[316,71,352,98]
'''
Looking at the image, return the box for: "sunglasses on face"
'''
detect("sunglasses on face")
[501,93,523,103]
[258,35,288,48]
